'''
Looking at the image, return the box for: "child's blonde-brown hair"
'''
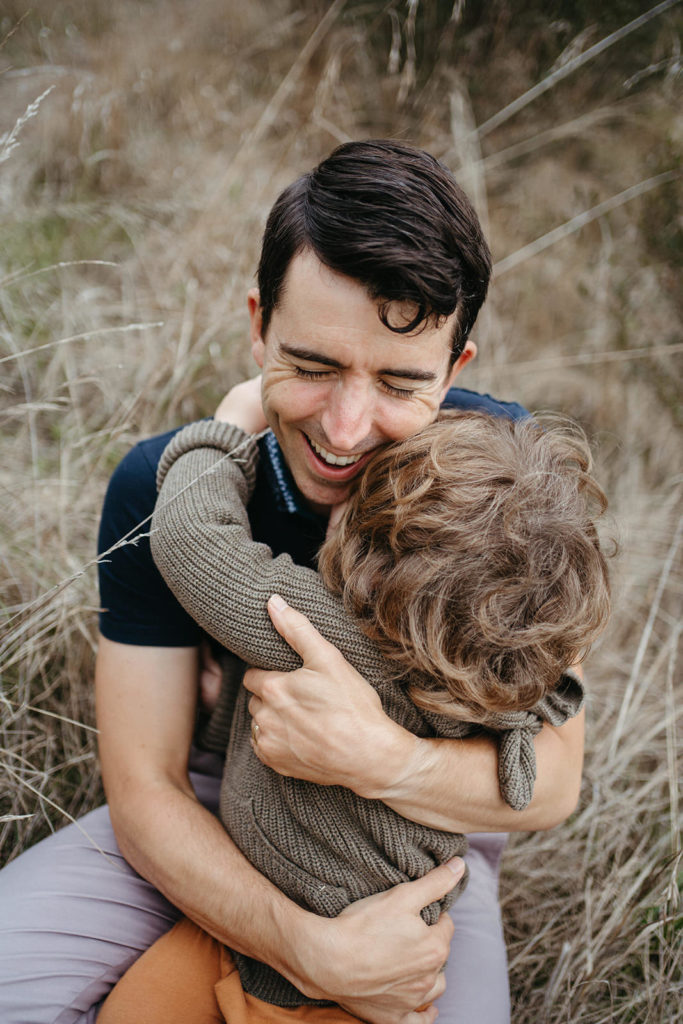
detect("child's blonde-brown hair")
[318,410,611,724]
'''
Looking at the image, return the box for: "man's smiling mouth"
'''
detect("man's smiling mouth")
[306,436,365,467]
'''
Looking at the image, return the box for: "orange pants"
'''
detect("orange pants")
[98,916,361,1024]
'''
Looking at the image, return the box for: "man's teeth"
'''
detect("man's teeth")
[309,438,363,467]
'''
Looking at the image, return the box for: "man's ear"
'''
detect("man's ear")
[441,340,477,399]
[247,288,265,368]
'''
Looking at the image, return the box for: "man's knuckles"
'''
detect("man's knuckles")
[247,671,294,706]
[259,674,287,702]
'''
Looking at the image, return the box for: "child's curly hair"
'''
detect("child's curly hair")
[318,410,611,723]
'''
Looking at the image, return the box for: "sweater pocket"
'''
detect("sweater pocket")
[224,789,351,919]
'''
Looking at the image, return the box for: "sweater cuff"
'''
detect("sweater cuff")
[156,420,261,493]
[496,667,586,810]
[533,667,585,726]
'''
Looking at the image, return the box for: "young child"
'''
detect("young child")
[99,409,610,1024]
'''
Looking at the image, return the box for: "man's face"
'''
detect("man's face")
[249,251,476,514]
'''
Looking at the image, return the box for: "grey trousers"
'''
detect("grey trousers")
[0,754,510,1024]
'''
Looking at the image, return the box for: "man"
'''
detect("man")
[0,140,584,1024]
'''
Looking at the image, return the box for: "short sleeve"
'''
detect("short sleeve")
[442,386,529,421]
[97,429,204,647]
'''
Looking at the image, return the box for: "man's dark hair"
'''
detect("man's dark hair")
[257,139,492,363]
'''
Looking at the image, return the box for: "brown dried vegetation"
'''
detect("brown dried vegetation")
[1,2,681,1020]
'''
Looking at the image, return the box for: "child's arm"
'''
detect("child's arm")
[150,420,385,681]
[152,419,585,815]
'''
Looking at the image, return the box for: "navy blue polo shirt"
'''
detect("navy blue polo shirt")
[97,387,528,646]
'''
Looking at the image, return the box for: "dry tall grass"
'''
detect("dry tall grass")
[1,2,681,1021]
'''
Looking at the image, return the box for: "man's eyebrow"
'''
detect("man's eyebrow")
[280,344,346,369]
[281,343,438,382]
[379,366,439,382]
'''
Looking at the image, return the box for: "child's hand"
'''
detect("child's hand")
[325,500,349,540]
[198,640,222,711]
[214,375,267,433]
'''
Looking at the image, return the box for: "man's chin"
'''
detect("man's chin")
[298,479,353,517]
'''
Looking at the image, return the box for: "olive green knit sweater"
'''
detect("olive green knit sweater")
[151,420,584,1008]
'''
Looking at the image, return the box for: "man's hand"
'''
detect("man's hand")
[96,636,458,1024]
[246,596,586,834]
[244,595,411,796]
[294,858,464,1024]
[214,375,267,433]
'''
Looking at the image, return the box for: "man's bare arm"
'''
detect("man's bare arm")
[363,706,585,834]
[95,635,461,1024]
[245,598,585,834]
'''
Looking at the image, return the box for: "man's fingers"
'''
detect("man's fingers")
[246,692,263,717]
[416,1006,439,1024]
[404,1003,440,1024]
[419,967,448,1007]
[242,667,266,697]
[266,594,336,665]
[428,905,455,951]
[399,858,466,914]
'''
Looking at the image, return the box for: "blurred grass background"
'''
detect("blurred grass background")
[1,1,681,1020]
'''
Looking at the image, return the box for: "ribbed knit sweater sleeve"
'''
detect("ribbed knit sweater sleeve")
[152,420,387,680]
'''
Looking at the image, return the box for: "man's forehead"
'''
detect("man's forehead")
[279,252,434,330]
[267,250,456,375]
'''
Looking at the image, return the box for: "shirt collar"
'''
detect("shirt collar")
[259,431,326,525]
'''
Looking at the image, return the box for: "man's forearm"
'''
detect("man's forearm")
[243,601,587,835]
[356,709,586,834]
[107,775,318,989]
[108,775,460,1024]
[96,635,457,1024]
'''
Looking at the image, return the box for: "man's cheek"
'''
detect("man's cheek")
[388,404,440,442]
[272,384,325,422]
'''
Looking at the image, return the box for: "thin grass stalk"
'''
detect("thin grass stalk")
[609,516,683,759]
[493,170,679,276]
[476,0,681,138]
[0,321,164,365]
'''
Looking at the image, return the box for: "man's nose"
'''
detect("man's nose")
[319,378,374,452]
